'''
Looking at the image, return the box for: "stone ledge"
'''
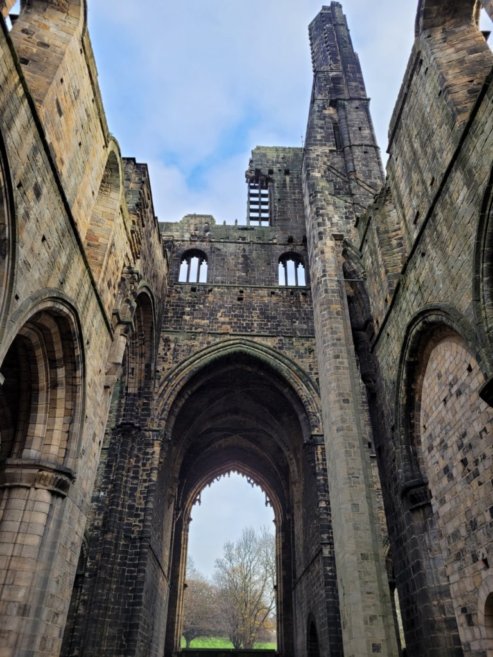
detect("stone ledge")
[0,458,75,497]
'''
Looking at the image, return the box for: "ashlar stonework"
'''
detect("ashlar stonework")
[0,1,492,656]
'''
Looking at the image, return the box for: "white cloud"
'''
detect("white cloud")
[148,152,250,223]
[88,1,417,220]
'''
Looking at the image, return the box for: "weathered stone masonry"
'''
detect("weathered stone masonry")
[0,1,492,657]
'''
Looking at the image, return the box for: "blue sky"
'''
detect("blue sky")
[87,0,419,223]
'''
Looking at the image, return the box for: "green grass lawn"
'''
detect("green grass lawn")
[181,636,276,649]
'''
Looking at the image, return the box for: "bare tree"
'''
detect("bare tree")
[182,561,223,648]
[214,527,276,649]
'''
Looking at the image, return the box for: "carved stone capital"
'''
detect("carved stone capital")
[0,458,75,497]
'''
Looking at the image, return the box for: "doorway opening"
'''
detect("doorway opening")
[182,472,276,649]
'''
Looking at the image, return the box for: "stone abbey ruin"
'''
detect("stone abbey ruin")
[0,0,493,655]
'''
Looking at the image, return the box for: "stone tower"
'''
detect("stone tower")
[302,4,398,656]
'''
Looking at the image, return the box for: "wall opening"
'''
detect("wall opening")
[178,250,208,283]
[0,333,34,464]
[161,350,331,657]
[307,618,320,657]
[3,0,21,29]
[393,588,406,651]
[246,169,271,226]
[278,253,306,286]
[182,472,276,649]
[0,308,82,469]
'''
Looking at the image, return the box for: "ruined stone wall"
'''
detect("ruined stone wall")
[63,147,344,657]
[358,1,493,654]
[3,1,493,656]
[154,149,340,656]
[0,7,166,656]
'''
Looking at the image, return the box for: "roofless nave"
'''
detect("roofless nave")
[0,1,493,656]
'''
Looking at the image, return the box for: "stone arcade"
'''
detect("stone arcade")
[0,1,492,656]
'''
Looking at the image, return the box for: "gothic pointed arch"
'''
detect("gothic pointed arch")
[393,305,492,654]
[0,293,85,478]
[156,338,323,441]
[307,615,320,657]
[158,347,340,657]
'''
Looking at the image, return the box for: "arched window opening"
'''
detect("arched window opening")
[333,122,342,150]
[179,250,208,283]
[278,253,306,287]
[0,307,83,470]
[307,618,320,657]
[181,472,277,650]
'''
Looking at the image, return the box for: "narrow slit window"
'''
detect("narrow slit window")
[278,253,306,287]
[333,123,342,150]
[179,250,208,283]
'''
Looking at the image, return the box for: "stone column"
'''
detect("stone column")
[0,459,74,657]
[307,232,398,656]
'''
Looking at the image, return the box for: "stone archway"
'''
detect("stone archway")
[59,345,342,657]
[0,299,84,656]
[159,350,341,657]
[176,470,279,650]
[394,308,493,655]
